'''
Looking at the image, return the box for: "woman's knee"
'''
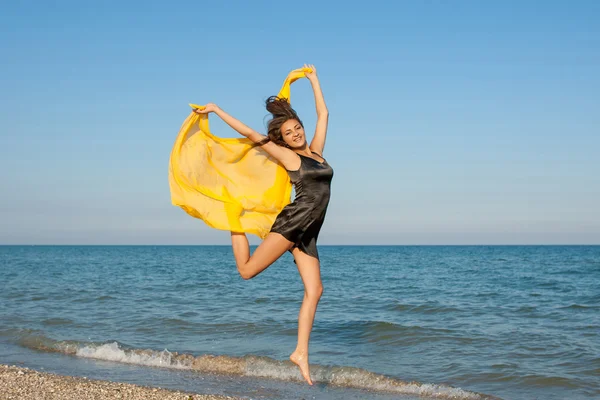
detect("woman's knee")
[305,284,323,300]
[238,257,274,280]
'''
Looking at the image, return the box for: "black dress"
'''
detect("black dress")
[270,153,334,260]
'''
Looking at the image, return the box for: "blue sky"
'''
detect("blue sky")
[1,1,598,245]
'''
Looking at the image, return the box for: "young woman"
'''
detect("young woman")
[194,64,332,385]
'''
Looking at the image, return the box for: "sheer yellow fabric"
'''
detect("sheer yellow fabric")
[168,68,310,239]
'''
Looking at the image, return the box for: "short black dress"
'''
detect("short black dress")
[270,153,334,260]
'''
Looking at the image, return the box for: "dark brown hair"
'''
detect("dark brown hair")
[257,96,303,147]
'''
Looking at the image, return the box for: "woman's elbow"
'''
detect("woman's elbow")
[317,109,329,118]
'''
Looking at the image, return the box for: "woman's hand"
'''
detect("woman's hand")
[304,64,318,82]
[193,103,219,114]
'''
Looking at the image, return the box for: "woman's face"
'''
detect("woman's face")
[280,119,306,148]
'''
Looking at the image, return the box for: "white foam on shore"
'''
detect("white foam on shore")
[243,357,484,399]
[76,342,190,370]
[16,334,498,399]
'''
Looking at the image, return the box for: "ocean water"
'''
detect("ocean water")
[1,245,598,400]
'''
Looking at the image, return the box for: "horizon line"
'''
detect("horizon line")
[1,244,599,247]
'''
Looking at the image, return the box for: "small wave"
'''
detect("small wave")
[41,318,74,326]
[490,362,518,370]
[158,318,196,329]
[472,291,500,298]
[558,304,597,310]
[548,269,585,276]
[333,320,456,336]
[13,332,499,399]
[176,311,198,318]
[358,321,457,338]
[97,295,116,301]
[516,374,581,389]
[323,320,487,347]
[16,333,81,355]
[515,305,537,313]
[391,302,461,314]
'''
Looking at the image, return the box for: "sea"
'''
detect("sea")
[1,245,598,399]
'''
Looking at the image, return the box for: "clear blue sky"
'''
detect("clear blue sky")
[1,1,598,245]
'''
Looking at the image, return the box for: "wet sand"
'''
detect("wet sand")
[0,364,241,400]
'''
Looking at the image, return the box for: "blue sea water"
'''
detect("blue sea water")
[1,245,598,399]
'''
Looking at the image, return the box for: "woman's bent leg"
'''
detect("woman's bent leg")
[231,232,293,280]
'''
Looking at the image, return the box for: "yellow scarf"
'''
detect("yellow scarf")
[168,68,310,239]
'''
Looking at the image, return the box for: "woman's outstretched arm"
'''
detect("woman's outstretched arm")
[305,64,329,156]
[194,103,266,143]
[194,104,299,170]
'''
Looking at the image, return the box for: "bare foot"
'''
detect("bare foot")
[290,350,313,385]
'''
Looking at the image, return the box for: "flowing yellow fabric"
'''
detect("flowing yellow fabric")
[168,68,310,239]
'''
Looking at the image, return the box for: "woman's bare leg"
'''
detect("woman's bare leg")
[231,232,293,280]
[289,248,323,385]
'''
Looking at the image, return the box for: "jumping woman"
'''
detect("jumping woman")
[193,64,332,385]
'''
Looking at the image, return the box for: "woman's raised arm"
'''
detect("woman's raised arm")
[304,64,329,155]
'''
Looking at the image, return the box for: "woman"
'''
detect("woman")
[194,64,331,385]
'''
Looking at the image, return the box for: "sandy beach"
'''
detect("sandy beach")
[0,364,241,400]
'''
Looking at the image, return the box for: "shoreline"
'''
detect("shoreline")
[0,364,241,400]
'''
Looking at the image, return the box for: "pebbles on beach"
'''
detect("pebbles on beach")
[0,364,240,400]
